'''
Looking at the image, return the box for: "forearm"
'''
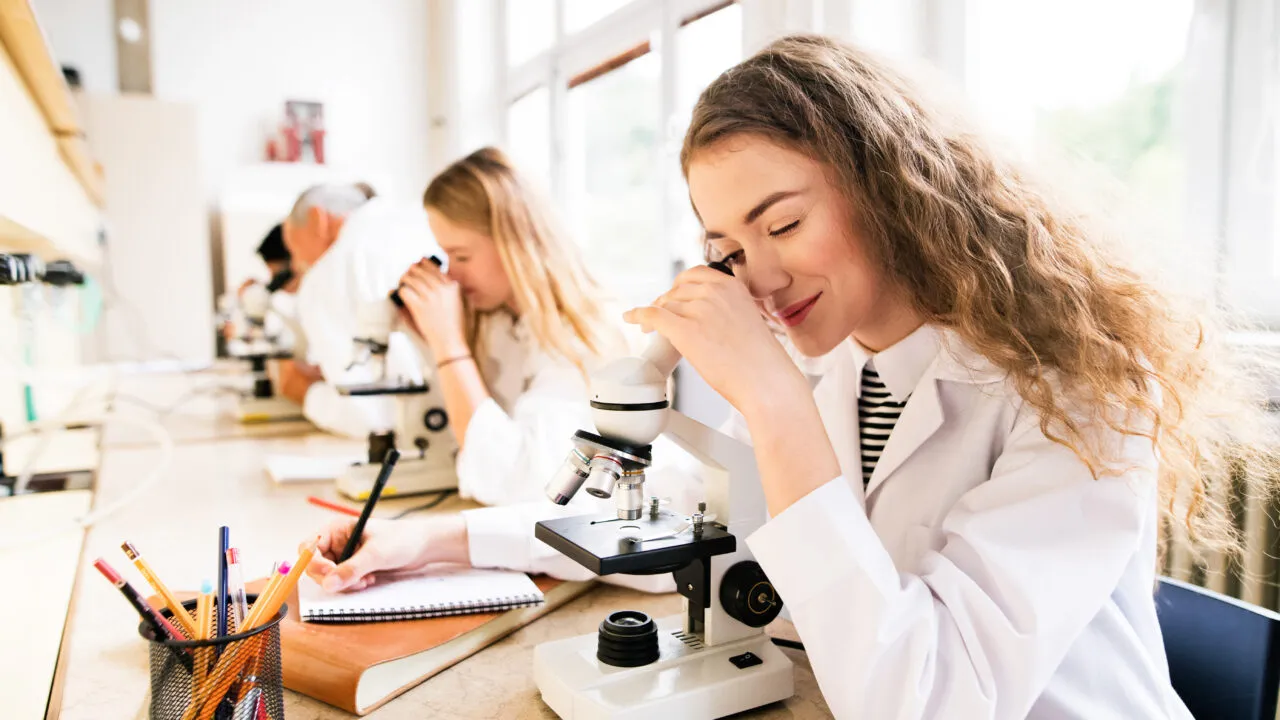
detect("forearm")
[434,353,490,449]
[740,374,842,517]
[277,359,318,404]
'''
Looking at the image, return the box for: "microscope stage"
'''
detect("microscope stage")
[535,514,736,576]
[335,381,429,396]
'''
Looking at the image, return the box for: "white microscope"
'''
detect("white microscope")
[220,280,305,423]
[334,259,459,499]
[533,263,795,719]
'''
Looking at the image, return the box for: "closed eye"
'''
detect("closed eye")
[769,220,800,237]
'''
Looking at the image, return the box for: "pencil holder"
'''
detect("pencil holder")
[138,594,287,720]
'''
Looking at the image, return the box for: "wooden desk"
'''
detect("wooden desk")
[0,490,91,720]
[47,372,831,719]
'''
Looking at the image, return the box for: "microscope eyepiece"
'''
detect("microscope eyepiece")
[390,255,443,308]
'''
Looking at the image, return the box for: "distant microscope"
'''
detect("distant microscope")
[533,262,794,719]
[219,273,304,423]
[334,256,459,499]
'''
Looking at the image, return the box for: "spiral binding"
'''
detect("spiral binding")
[303,593,544,624]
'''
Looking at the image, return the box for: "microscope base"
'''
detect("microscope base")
[335,456,457,499]
[236,396,304,424]
[534,614,793,720]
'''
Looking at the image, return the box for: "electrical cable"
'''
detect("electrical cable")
[771,638,805,652]
[0,388,176,554]
[392,490,458,519]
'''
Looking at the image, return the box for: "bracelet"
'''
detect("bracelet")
[435,353,473,369]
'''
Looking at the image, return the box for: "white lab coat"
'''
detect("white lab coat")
[294,198,439,438]
[744,325,1191,719]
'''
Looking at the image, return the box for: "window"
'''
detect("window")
[671,2,744,268]
[564,0,634,34]
[565,51,663,305]
[506,87,553,191]
[966,0,1197,289]
[506,0,554,67]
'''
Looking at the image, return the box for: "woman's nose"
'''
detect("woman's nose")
[744,257,789,301]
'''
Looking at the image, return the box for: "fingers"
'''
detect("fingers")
[312,519,353,561]
[323,544,380,592]
[675,264,738,286]
[623,305,686,334]
[406,259,446,286]
[305,554,336,583]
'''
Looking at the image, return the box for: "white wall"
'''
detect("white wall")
[33,0,435,206]
[149,0,434,206]
[30,0,117,94]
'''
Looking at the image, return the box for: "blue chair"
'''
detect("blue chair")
[1156,577,1280,720]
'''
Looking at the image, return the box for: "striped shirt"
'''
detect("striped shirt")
[859,363,908,485]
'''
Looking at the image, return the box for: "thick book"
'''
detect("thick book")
[297,567,545,623]
[279,575,594,714]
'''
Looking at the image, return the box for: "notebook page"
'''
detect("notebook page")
[265,454,359,483]
[299,566,543,619]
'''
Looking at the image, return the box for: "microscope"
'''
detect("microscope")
[334,258,459,499]
[532,264,794,719]
[220,278,304,423]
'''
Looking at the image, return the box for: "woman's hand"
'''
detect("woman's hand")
[302,514,469,592]
[397,258,468,359]
[627,267,841,516]
[624,266,806,418]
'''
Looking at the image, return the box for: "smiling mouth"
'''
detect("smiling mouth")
[775,294,821,327]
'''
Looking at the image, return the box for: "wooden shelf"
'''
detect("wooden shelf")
[0,0,105,206]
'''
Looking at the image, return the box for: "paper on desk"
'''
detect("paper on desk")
[264,454,360,483]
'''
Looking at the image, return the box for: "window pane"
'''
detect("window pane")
[565,0,633,34]
[506,87,553,191]
[967,0,1195,283]
[566,52,662,305]
[507,0,554,66]
[671,4,744,268]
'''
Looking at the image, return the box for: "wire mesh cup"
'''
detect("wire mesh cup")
[138,594,287,720]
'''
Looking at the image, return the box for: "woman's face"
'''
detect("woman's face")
[687,134,918,355]
[426,209,514,313]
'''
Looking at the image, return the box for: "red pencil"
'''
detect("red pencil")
[307,495,360,517]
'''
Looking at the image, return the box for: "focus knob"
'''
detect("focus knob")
[719,561,782,628]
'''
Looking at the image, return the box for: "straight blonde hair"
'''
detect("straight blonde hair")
[424,147,621,375]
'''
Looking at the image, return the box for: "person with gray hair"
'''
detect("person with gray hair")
[276,182,444,437]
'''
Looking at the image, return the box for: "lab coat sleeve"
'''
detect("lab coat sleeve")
[462,500,675,593]
[297,202,436,438]
[746,406,1157,719]
[453,361,593,506]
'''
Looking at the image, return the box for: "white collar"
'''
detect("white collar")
[849,325,940,401]
[828,325,1005,401]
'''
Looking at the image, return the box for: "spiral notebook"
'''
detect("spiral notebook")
[298,567,545,623]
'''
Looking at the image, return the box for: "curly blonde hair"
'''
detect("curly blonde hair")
[681,34,1280,557]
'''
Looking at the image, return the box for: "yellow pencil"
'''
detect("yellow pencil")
[122,541,198,638]
[193,580,213,691]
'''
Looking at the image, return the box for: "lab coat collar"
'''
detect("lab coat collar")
[848,325,941,402]
[811,325,1006,498]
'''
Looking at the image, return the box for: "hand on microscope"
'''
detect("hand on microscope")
[396,257,468,360]
[272,358,323,405]
[623,264,806,416]
[303,514,471,592]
